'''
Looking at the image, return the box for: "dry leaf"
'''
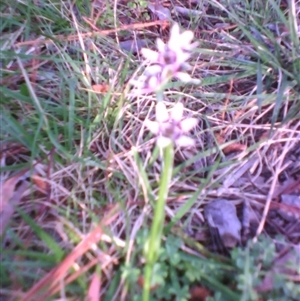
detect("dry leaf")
[0,181,29,236]
[0,169,28,213]
[222,142,246,154]
[215,133,246,154]
[32,174,48,192]
[92,84,110,93]
[215,133,225,145]
[189,285,211,300]
[21,204,120,301]
[87,272,101,301]
[0,169,29,235]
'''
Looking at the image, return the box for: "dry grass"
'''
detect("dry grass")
[1,0,300,300]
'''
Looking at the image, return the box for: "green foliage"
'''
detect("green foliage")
[126,0,150,20]
[120,230,235,301]
[127,0,148,9]
[118,233,299,301]
[230,236,300,301]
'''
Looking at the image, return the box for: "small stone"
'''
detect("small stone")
[204,199,241,248]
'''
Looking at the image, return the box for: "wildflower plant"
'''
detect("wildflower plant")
[133,23,199,301]
[131,23,199,98]
[145,102,198,149]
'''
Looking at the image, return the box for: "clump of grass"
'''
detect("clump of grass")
[1,0,299,300]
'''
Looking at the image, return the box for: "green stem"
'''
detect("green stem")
[142,143,174,301]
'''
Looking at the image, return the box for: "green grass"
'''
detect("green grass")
[1,0,299,300]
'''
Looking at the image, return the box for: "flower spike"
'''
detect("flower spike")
[131,23,199,94]
[145,102,198,148]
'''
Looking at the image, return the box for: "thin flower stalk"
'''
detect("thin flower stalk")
[142,143,174,301]
[141,24,199,301]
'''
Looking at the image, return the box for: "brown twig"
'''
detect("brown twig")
[15,20,170,47]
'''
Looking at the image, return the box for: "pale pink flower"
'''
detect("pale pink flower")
[131,23,199,94]
[142,23,198,70]
[145,102,198,148]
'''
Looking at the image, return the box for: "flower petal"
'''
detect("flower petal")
[180,30,194,46]
[148,76,160,90]
[156,38,166,53]
[171,102,184,122]
[169,23,180,42]
[144,120,160,134]
[157,136,172,148]
[155,102,169,123]
[168,24,190,51]
[180,118,198,132]
[141,48,159,62]
[175,72,192,82]
[175,136,195,147]
[175,51,191,65]
[145,65,162,76]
